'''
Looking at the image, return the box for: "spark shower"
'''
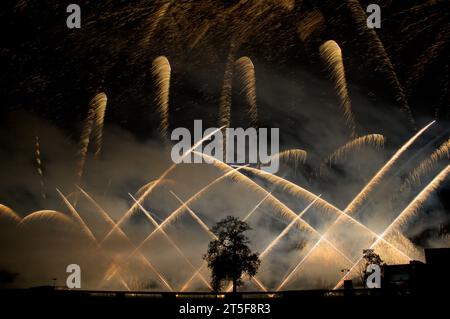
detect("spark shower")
[0,0,449,292]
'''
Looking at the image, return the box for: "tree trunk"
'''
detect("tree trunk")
[232,243,237,294]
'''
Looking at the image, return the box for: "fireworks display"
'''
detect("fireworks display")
[403,138,450,189]
[34,135,46,199]
[151,56,171,139]
[77,92,107,179]
[321,134,384,172]
[320,40,356,137]
[234,56,258,126]
[0,1,449,293]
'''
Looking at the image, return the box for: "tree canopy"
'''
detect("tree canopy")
[204,216,260,293]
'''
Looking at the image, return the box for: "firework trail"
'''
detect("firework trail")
[99,159,247,287]
[175,182,274,291]
[129,193,213,290]
[277,238,327,291]
[100,260,131,291]
[169,191,217,239]
[35,135,46,199]
[392,165,450,229]
[344,121,434,216]
[402,138,450,189]
[181,265,206,292]
[103,263,120,282]
[77,92,108,179]
[194,153,352,263]
[274,148,445,290]
[187,0,255,50]
[99,127,224,245]
[135,178,176,198]
[128,153,350,292]
[297,9,325,42]
[92,93,107,158]
[19,210,75,227]
[73,191,185,290]
[279,0,295,11]
[127,166,249,292]
[406,27,450,95]
[138,254,173,291]
[216,1,274,129]
[56,198,135,291]
[395,8,445,51]
[0,204,21,223]
[117,269,131,291]
[57,189,98,242]
[99,254,167,292]
[234,56,258,126]
[320,40,356,137]
[219,42,237,129]
[271,149,307,173]
[333,165,450,289]
[152,56,171,139]
[260,195,322,259]
[57,188,170,291]
[373,240,409,265]
[281,122,435,284]
[345,0,414,126]
[139,3,170,52]
[171,193,266,292]
[240,166,414,261]
[76,185,136,244]
[240,166,340,216]
[320,134,384,172]
[192,154,316,230]
[386,229,424,261]
[189,22,211,49]
[182,190,273,292]
[130,165,248,254]
[243,192,273,222]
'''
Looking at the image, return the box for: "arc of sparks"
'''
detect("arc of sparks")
[152,56,171,139]
[130,193,213,290]
[260,195,322,260]
[0,204,21,223]
[169,190,269,293]
[320,40,356,137]
[234,56,258,126]
[240,166,413,261]
[180,192,273,292]
[224,194,323,293]
[57,188,171,292]
[344,121,435,216]
[333,165,450,290]
[77,185,207,288]
[101,165,249,291]
[76,185,173,289]
[275,122,436,282]
[77,92,107,179]
[345,0,415,127]
[192,153,353,264]
[402,137,450,189]
[99,126,225,246]
[19,210,75,227]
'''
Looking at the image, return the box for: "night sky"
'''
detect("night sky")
[0,0,449,290]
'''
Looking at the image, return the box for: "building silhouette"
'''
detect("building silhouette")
[383,248,450,295]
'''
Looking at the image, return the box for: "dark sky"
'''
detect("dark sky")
[1,1,448,131]
[0,0,449,290]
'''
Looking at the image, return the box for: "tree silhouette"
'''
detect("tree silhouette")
[204,216,260,293]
